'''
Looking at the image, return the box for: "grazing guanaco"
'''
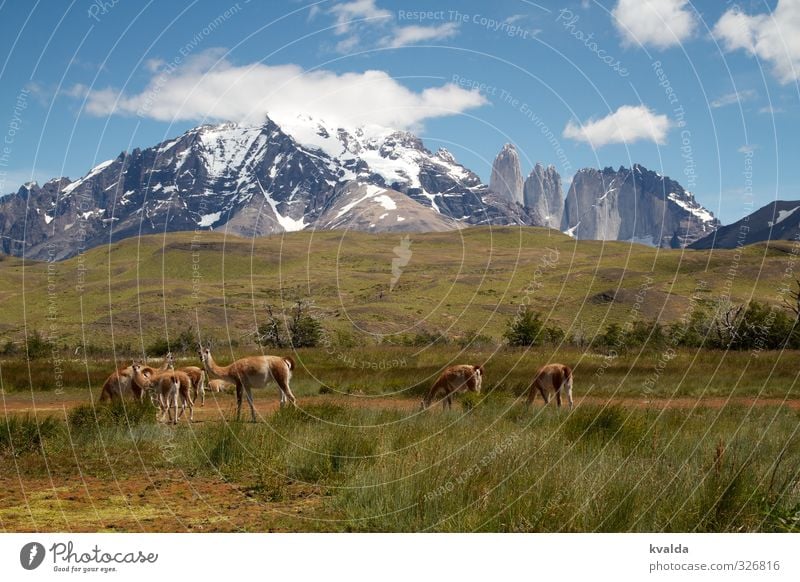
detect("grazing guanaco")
[97,353,173,403]
[421,364,484,410]
[527,363,574,408]
[132,364,193,423]
[199,345,296,421]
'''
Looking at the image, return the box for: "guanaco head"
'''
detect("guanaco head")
[131,363,152,389]
[165,352,175,368]
[199,345,211,366]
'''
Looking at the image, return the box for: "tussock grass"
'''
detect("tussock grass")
[0,414,60,456]
[4,395,799,532]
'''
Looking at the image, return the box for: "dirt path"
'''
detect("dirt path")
[3,390,800,419]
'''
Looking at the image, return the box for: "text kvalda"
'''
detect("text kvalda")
[50,542,158,565]
[650,544,689,554]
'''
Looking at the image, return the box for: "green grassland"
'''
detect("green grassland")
[0,226,794,349]
[2,399,799,532]
[2,227,799,533]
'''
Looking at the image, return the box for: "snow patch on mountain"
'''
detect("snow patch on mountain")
[62,159,115,195]
[768,206,800,227]
[667,192,714,224]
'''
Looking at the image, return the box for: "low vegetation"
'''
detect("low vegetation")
[2,400,798,532]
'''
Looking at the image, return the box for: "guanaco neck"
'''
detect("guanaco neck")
[132,369,150,391]
[204,352,231,379]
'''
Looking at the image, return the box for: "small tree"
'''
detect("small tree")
[259,302,323,348]
[288,301,323,348]
[503,308,544,347]
[26,330,51,359]
[258,304,288,348]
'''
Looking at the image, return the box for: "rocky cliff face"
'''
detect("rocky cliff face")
[489,143,524,205]
[523,163,564,229]
[562,164,718,247]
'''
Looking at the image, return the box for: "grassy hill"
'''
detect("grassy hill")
[0,226,793,349]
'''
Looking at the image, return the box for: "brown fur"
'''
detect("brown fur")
[178,365,206,406]
[132,365,193,423]
[99,354,173,403]
[199,346,297,421]
[422,364,484,410]
[208,379,235,393]
[98,365,137,403]
[527,363,573,408]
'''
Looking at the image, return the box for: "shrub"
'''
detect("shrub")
[146,337,171,357]
[288,301,323,348]
[26,330,52,359]
[258,305,287,348]
[503,308,545,347]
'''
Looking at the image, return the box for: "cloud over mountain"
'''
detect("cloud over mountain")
[563,105,670,148]
[73,49,486,129]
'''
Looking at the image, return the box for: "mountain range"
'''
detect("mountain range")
[0,114,728,260]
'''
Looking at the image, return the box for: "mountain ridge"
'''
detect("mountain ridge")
[0,115,719,260]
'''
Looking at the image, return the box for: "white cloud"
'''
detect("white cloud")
[710,88,758,108]
[563,105,670,148]
[612,0,697,49]
[328,0,392,34]
[381,23,459,48]
[759,105,784,115]
[737,144,759,154]
[74,49,487,129]
[327,1,459,53]
[143,58,166,73]
[328,0,392,51]
[713,0,800,84]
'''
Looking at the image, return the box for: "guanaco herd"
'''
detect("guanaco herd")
[98,345,574,424]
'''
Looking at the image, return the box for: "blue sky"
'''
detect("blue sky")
[0,0,797,224]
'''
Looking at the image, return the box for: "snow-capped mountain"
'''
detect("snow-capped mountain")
[0,115,524,260]
[0,116,719,260]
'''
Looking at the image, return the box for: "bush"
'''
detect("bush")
[146,338,171,357]
[26,330,52,359]
[288,301,323,348]
[729,301,798,350]
[503,308,545,347]
[258,301,323,348]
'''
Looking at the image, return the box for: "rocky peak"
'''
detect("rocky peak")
[489,143,524,205]
[523,163,564,229]
[562,164,718,247]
